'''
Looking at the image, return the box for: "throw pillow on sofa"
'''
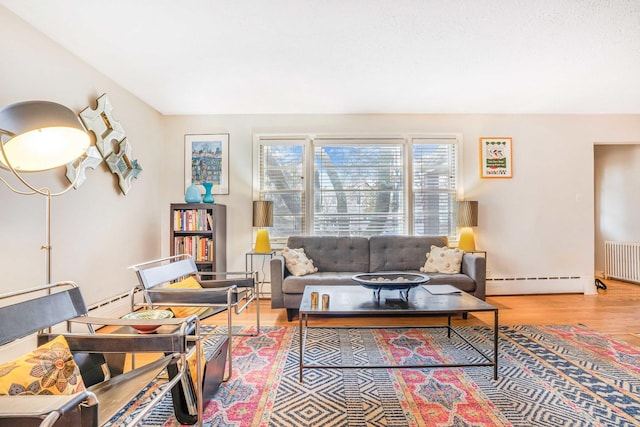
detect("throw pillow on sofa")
[0,335,86,396]
[282,247,318,276]
[420,245,463,274]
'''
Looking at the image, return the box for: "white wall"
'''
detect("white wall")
[0,7,164,304]
[594,144,640,275]
[4,5,640,302]
[163,114,640,295]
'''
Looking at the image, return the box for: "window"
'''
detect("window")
[255,137,308,239]
[314,138,405,236]
[255,134,459,241]
[411,137,458,237]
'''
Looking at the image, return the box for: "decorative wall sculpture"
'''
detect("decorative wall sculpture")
[66,94,142,194]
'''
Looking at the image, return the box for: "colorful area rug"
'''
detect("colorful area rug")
[129,324,639,426]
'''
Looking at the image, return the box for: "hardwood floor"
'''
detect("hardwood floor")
[218,278,640,347]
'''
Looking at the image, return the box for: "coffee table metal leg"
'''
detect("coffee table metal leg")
[447,315,451,338]
[299,314,303,382]
[494,309,499,380]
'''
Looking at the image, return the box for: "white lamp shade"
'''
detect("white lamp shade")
[0,101,90,171]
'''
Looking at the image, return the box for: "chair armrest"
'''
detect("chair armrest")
[52,315,199,353]
[198,271,257,289]
[270,256,286,308]
[198,270,257,279]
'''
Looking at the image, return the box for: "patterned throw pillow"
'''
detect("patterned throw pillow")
[282,247,318,276]
[164,276,209,318]
[420,245,464,274]
[0,335,86,396]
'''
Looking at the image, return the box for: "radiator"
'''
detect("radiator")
[604,241,640,283]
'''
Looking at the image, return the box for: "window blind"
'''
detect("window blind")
[411,138,458,237]
[313,139,405,236]
[257,139,306,238]
[256,134,460,240]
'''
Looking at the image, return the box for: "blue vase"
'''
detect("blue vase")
[202,182,215,203]
[185,184,201,203]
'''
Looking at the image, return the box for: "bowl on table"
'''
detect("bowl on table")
[121,309,174,333]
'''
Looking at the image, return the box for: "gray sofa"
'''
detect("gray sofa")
[271,235,486,320]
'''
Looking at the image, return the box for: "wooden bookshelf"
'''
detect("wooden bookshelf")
[170,203,226,272]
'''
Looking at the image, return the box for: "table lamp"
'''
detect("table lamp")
[457,200,478,251]
[253,200,273,253]
[0,100,90,283]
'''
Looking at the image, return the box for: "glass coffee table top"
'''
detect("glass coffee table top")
[300,285,496,315]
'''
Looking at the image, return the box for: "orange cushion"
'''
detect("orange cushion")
[163,276,209,318]
[0,335,86,396]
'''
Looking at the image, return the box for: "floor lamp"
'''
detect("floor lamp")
[0,100,90,284]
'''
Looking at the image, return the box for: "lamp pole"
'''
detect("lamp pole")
[43,189,52,284]
[0,101,89,285]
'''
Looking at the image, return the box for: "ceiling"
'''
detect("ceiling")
[2,0,640,115]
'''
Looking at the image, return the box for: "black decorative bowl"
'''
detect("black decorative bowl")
[352,272,430,291]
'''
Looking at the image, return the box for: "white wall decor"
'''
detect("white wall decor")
[70,93,142,194]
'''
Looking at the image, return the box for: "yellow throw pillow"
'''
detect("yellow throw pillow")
[0,335,86,396]
[164,276,209,318]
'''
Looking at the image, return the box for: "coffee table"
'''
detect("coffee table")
[298,285,499,382]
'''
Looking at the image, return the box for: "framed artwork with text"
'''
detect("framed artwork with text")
[480,137,512,178]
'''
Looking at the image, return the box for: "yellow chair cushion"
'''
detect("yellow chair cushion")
[164,276,209,318]
[0,335,86,396]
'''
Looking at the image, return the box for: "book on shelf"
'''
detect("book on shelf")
[173,236,214,262]
[174,208,212,231]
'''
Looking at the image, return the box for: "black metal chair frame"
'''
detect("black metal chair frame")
[128,253,260,381]
[0,281,203,427]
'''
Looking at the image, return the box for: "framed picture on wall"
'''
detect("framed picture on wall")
[185,133,229,194]
[480,137,512,178]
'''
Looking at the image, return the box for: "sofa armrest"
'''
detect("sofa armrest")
[270,256,286,308]
[461,254,486,300]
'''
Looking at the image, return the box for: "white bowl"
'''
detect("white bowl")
[122,309,174,333]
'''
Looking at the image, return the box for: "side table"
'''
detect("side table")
[245,251,276,297]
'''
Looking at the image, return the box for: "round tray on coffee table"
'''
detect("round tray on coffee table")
[352,272,430,302]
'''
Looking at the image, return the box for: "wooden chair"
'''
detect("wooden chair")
[0,281,206,426]
[128,254,260,381]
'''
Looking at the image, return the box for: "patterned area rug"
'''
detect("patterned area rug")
[130,324,639,427]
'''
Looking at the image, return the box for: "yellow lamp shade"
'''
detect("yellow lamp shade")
[254,229,271,253]
[458,227,476,251]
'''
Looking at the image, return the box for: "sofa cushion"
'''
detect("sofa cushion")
[282,247,318,276]
[424,272,476,292]
[369,235,448,272]
[282,272,362,294]
[287,236,370,273]
[420,246,464,274]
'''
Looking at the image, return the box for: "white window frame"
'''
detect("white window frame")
[254,133,463,241]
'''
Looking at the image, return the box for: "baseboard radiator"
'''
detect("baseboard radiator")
[486,276,587,295]
[605,241,640,283]
[87,290,140,318]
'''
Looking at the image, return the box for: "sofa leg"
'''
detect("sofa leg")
[286,309,298,322]
[462,312,468,319]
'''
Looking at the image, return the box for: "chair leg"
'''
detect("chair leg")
[254,282,260,334]
[224,294,233,382]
